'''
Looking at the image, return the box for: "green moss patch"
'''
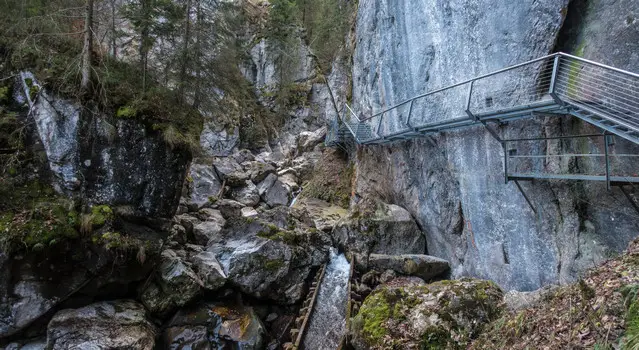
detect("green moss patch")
[352,279,503,349]
[91,205,113,226]
[0,184,80,253]
[256,222,301,246]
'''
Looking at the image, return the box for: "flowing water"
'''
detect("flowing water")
[302,249,351,350]
[289,188,302,207]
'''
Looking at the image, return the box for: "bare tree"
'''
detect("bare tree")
[81,0,95,93]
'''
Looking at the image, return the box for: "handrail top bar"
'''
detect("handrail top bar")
[345,103,362,122]
[558,52,639,79]
[361,52,560,121]
[360,52,639,122]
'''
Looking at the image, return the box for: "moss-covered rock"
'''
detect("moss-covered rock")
[350,278,503,350]
[333,200,426,257]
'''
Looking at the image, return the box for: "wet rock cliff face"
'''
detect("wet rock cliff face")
[18,74,190,218]
[352,0,639,291]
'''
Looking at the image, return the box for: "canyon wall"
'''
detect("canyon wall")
[352,0,639,291]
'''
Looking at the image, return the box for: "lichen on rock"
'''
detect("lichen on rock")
[350,278,503,350]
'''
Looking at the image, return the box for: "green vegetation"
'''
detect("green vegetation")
[0,181,79,253]
[295,0,356,72]
[91,205,113,226]
[471,239,639,350]
[264,258,285,272]
[0,0,206,153]
[300,149,354,208]
[356,288,392,343]
[621,285,639,349]
[266,0,355,73]
[256,223,301,245]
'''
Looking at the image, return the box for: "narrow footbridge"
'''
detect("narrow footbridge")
[327,52,639,193]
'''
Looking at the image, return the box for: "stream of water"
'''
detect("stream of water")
[302,249,351,350]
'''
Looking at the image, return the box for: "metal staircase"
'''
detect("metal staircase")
[327,52,639,189]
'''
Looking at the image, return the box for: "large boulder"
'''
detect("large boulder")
[229,180,260,207]
[297,126,327,152]
[140,250,203,317]
[261,178,291,207]
[242,160,276,183]
[257,173,277,196]
[200,124,239,157]
[187,162,222,207]
[46,300,156,350]
[192,209,226,245]
[366,254,450,281]
[206,207,329,303]
[293,197,348,231]
[333,202,426,256]
[0,234,161,339]
[350,279,503,350]
[213,157,249,186]
[189,251,227,291]
[161,303,265,349]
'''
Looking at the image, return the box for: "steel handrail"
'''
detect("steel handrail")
[332,52,639,146]
[362,52,561,121]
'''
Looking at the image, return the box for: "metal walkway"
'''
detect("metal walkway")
[327,52,639,190]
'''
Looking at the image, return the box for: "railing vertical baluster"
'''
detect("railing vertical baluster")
[604,134,611,190]
[549,54,564,105]
[465,81,476,120]
[406,100,415,128]
[376,113,384,139]
[503,141,509,184]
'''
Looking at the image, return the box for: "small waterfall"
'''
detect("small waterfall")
[302,249,351,350]
[289,188,302,207]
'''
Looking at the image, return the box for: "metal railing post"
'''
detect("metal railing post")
[549,54,564,106]
[465,80,476,120]
[503,141,509,184]
[406,100,415,128]
[376,113,384,138]
[604,134,611,190]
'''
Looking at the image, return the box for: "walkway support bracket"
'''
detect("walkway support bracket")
[514,180,538,215]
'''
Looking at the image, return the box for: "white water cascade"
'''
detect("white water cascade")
[302,249,351,349]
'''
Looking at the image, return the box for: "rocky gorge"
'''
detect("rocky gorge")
[0,0,638,349]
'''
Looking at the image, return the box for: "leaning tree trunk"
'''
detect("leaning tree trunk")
[81,0,94,93]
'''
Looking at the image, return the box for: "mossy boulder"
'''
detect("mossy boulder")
[333,201,426,257]
[206,206,329,303]
[350,278,503,350]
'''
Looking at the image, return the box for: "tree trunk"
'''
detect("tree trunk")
[192,0,202,108]
[81,0,94,93]
[178,0,192,101]
[140,0,151,93]
[110,0,117,58]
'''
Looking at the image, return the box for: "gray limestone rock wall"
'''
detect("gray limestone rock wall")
[16,77,190,218]
[352,0,639,291]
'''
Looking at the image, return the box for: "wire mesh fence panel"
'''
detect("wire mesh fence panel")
[408,84,469,128]
[505,136,639,184]
[375,102,413,139]
[469,57,556,116]
[555,56,639,130]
